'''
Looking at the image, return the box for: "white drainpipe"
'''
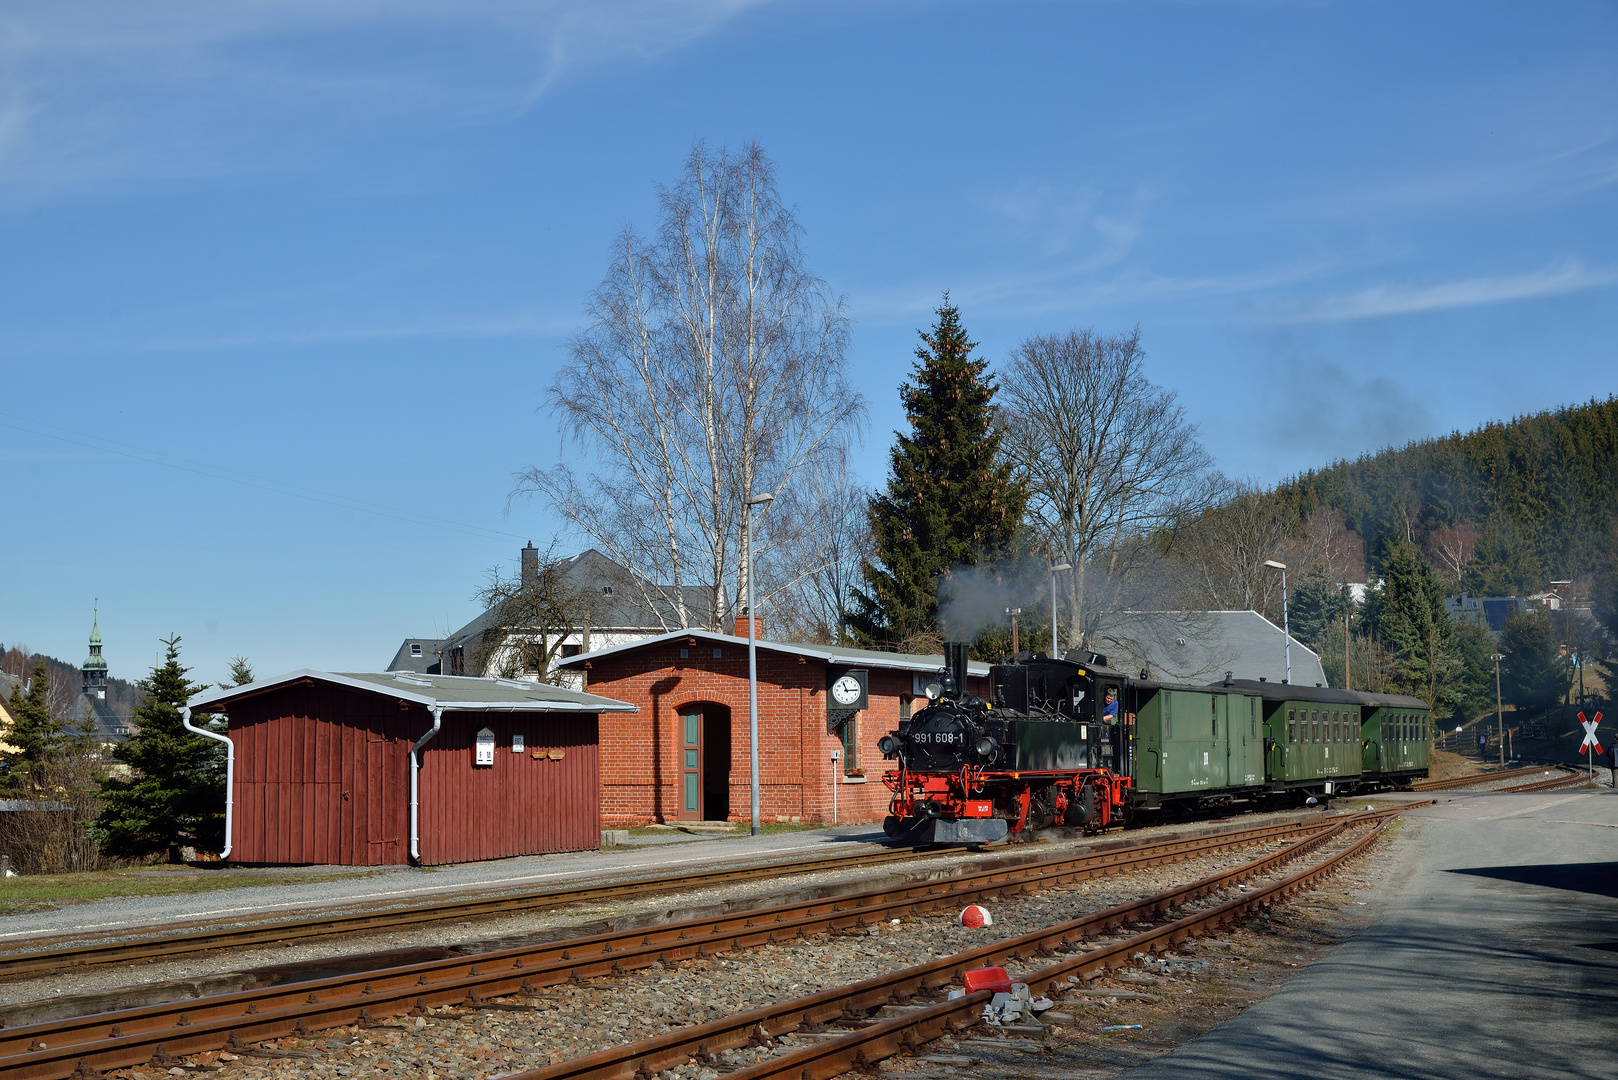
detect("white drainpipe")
[181,706,234,861]
[409,705,444,863]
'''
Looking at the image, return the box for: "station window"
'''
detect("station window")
[840,717,859,775]
[899,695,912,721]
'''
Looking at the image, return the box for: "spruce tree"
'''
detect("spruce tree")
[1,660,63,794]
[1499,610,1572,711]
[94,636,225,861]
[1377,539,1457,710]
[848,297,1026,647]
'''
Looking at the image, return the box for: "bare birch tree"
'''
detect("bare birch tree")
[997,328,1213,652]
[518,142,859,631]
[759,444,874,642]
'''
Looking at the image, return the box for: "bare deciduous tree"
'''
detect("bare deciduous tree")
[1168,479,1293,622]
[517,141,860,632]
[469,544,593,686]
[1425,522,1479,585]
[758,445,873,643]
[997,328,1213,651]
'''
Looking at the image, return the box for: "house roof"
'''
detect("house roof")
[554,629,992,677]
[1087,610,1328,688]
[189,669,638,713]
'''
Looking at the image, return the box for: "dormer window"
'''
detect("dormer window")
[411,643,423,657]
[602,586,614,596]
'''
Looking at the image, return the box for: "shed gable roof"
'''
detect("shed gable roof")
[189,669,637,713]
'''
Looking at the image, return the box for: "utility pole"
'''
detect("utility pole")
[1006,608,1023,654]
[1492,653,1505,767]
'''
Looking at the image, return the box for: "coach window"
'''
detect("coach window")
[1312,710,1320,743]
[1287,708,1296,744]
[841,717,859,775]
[1250,699,1258,739]
[1211,696,1219,737]
[1164,692,1173,739]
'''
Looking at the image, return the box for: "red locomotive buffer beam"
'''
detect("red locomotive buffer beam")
[883,763,1130,844]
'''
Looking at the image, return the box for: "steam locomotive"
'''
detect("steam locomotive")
[880,643,1432,845]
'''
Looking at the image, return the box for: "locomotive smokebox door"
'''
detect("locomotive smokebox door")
[827,667,868,732]
[474,727,496,766]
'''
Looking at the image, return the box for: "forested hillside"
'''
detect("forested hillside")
[1276,396,1618,590]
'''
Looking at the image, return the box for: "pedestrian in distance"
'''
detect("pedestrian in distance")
[1609,739,1617,787]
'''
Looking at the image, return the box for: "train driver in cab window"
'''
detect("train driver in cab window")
[1102,688,1119,725]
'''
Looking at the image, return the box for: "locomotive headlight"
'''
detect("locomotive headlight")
[975,736,999,759]
[878,734,899,757]
[924,681,943,701]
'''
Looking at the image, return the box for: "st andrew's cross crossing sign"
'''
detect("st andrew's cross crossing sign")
[1578,711,1604,755]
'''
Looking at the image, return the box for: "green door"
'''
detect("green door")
[681,711,702,821]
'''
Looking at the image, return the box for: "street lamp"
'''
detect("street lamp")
[743,491,775,837]
[1049,562,1072,658]
[1491,653,1505,767]
[1264,560,1291,684]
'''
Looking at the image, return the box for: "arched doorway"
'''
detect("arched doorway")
[676,703,732,822]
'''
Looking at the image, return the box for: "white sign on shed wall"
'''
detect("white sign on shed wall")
[475,727,496,766]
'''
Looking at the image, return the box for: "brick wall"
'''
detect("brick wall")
[581,639,985,826]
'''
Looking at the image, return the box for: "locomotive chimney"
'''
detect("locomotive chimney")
[945,641,970,699]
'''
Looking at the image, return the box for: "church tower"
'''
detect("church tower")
[82,610,109,701]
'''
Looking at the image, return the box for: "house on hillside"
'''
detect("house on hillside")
[1445,594,1532,636]
[388,546,700,688]
[1088,610,1328,688]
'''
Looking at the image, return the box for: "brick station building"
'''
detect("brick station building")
[555,622,988,827]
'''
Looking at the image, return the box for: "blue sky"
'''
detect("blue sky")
[3,1,1615,686]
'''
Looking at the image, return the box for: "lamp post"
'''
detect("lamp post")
[1005,607,1023,653]
[1491,653,1505,767]
[744,491,775,837]
[1264,560,1291,684]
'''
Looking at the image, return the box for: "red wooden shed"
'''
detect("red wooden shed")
[185,670,636,866]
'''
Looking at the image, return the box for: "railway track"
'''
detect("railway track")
[503,808,1401,1080]
[1413,765,1555,791]
[0,844,963,980]
[1495,768,1590,793]
[0,811,1389,1080]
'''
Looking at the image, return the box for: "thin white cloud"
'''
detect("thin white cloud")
[0,1,765,193]
[1271,261,1618,323]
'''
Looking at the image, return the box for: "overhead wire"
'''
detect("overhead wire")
[0,411,530,544]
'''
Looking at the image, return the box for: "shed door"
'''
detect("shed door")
[367,734,398,862]
[680,711,702,821]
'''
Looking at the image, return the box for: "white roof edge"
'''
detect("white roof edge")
[554,628,991,675]
[187,669,636,713]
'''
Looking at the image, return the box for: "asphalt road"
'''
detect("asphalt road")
[1122,785,1618,1079]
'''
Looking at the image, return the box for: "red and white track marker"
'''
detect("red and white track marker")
[959,904,993,928]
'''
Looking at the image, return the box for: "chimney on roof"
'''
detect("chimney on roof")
[521,542,538,588]
[734,609,764,639]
